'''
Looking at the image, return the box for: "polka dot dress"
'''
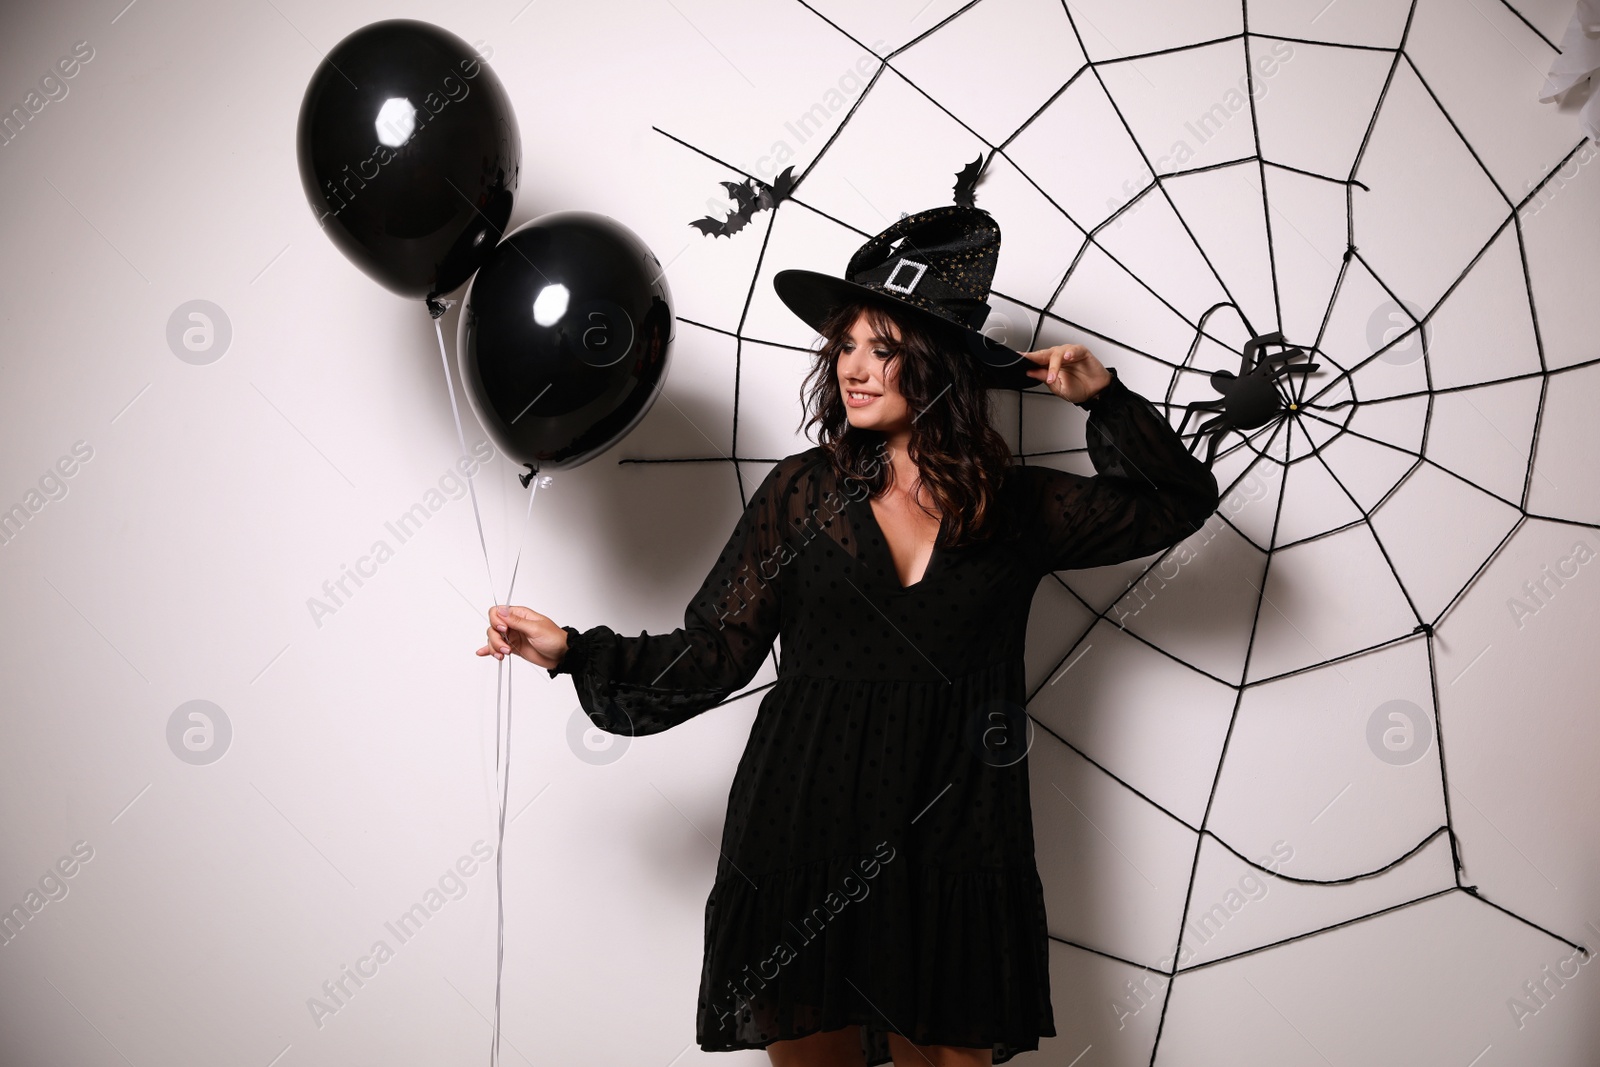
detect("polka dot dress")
[549,368,1219,1064]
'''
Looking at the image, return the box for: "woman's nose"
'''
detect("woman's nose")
[839,348,868,383]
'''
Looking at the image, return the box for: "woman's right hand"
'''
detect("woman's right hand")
[477,605,569,669]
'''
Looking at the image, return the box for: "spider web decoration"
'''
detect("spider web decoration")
[620,0,1595,1059]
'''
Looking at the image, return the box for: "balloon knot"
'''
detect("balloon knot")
[426,295,456,320]
[519,462,540,489]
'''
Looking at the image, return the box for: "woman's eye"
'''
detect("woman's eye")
[873,349,889,359]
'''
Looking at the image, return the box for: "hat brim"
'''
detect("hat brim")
[772,269,1041,391]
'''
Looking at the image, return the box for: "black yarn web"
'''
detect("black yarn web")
[611,0,1591,1057]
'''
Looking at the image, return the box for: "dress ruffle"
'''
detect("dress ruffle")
[696,849,1055,1065]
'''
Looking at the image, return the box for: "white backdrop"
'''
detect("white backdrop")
[2,0,1599,1064]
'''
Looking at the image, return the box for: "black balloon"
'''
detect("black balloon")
[296,19,519,301]
[457,212,674,473]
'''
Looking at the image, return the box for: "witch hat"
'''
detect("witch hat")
[772,202,1039,391]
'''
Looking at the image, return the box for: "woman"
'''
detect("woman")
[475,205,1220,1066]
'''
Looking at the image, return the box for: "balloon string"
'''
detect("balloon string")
[492,656,509,1067]
[433,314,498,606]
[492,478,540,1067]
[428,307,543,1067]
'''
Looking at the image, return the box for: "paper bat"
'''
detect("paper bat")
[689,165,797,238]
[953,154,985,208]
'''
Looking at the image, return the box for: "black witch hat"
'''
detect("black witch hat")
[772,197,1039,391]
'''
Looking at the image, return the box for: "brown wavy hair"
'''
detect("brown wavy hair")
[798,297,1016,547]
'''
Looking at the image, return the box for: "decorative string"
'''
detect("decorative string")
[632,0,1594,1060]
[429,309,543,1067]
[431,311,497,606]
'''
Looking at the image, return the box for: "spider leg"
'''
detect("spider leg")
[1205,423,1230,467]
[1241,331,1287,376]
[1176,397,1226,439]
[1261,346,1320,401]
[1188,412,1231,465]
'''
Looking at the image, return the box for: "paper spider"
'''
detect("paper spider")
[1179,330,1320,467]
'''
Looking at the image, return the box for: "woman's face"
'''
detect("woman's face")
[837,310,913,434]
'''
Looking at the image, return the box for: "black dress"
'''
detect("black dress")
[548,367,1219,1063]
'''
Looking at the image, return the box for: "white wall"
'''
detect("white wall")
[2,0,1598,1064]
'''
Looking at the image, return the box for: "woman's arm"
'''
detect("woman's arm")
[542,457,796,737]
[1018,349,1220,573]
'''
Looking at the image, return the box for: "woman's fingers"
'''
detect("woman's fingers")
[499,605,548,637]
[477,605,555,665]
[1020,347,1056,383]
[480,613,515,660]
[485,606,524,660]
[1018,344,1091,378]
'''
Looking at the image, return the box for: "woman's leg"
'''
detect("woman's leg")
[767,1025,867,1067]
[885,1031,993,1067]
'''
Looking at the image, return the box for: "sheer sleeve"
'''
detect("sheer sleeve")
[1026,366,1220,574]
[544,457,797,737]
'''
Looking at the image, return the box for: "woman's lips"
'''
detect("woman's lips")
[845,390,878,407]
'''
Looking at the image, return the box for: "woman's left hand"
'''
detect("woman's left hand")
[1020,343,1113,404]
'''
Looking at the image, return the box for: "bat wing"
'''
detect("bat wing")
[953,154,984,208]
[689,216,731,237]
